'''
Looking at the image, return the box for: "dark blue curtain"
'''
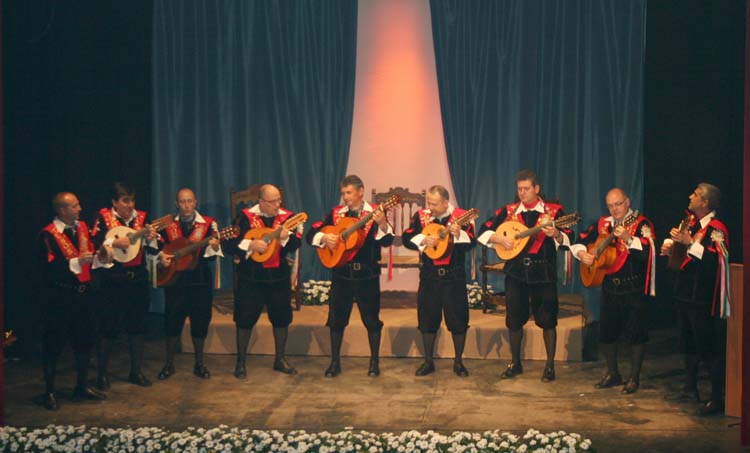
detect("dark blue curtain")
[152,1,358,289]
[430,0,647,319]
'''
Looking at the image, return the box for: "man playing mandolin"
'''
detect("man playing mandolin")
[307,174,394,378]
[91,182,159,390]
[477,170,572,382]
[660,183,730,415]
[156,188,223,380]
[402,185,477,377]
[230,184,303,379]
[570,188,655,394]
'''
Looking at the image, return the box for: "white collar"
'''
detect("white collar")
[53,217,78,233]
[514,199,545,215]
[698,211,716,228]
[112,208,137,223]
[249,204,289,217]
[339,201,374,214]
[173,210,207,224]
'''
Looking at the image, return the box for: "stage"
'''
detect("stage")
[180,292,587,361]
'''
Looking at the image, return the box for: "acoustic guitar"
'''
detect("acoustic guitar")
[666,212,693,271]
[156,225,239,287]
[243,212,308,263]
[422,208,480,260]
[316,195,400,269]
[579,210,640,288]
[494,212,581,260]
[106,214,175,263]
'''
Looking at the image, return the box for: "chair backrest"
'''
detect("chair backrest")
[229,185,288,221]
[371,187,426,247]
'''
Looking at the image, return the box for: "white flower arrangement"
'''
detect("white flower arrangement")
[301,280,332,305]
[466,281,493,310]
[0,425,594,452]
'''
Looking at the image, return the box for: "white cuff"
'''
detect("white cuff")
[662,238,674,247]
[554,232,571,250]
[568,244,587,260]
[92,254,114,270]
[688,240,705,260]
[203,245,224,258]
[312,232,325,248]
[375,224,394,240]
[238,239,251,251]
[280,236,290,247]
[478,230,494,247]
[103,237,114,247]
[410,234,427,252]
[69,257,82,274]
[628,236,643,251]
[455,230,471,244]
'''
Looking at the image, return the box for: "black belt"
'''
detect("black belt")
[108,270,142,281]
[609,275,642,286]
[333,262,378,279]
[521,257,550,267]
[423,266,462,279]
[53,281,90,294]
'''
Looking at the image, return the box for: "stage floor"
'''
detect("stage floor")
[182,293,586,361]
[3,328,745,453]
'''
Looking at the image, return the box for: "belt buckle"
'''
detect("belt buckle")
[611,278,621,286]
[437,268,447,277]
[522,257,532,267]
[126,271,136,280]
[77,285,88,294]
[351,262,361,271]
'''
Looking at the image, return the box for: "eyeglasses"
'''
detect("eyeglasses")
[606,200,626,209]
[261,198,281,205]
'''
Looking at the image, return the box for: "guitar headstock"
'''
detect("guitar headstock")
[217,225,240,240]
[558,212,581,228]
[285,212,309,229]
[380,195,401,211]
[459,208,480,224]
[151,214,177,231]
[623,210,640,226]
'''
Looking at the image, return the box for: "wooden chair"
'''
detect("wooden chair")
[229,185,301,310]
[479,247,505,313]
[371,187,425,269]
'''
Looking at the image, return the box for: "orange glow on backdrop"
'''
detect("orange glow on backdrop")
[347,0,456,290]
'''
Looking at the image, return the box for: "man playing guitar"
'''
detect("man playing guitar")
[307,175,393,378]
[477,170,572,382]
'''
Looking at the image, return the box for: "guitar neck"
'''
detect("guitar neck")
[517,214,575,239]
[174,236,213,259]
[342,209,378,239]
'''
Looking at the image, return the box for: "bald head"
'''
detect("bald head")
[605,187,631,221]
[53,192,82,224]
[258,184,282,216]
[175,187,197,218]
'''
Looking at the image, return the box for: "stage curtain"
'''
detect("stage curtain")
[430,0,647,319]
[152,1,357,287]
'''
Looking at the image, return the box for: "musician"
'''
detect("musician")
[402,185,476,377]
[230,184,302,379]
[660,183,729,415]
[570,188,655,394]
[307,174,394,377]
[91,182,158,389]
[477,170,572,382]
[156,188,222,380]
[37,192,107,410]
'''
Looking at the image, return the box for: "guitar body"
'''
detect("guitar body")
[666,242,688,271]
[244,227,280,263]
[106,226,143,263]
[494,221,531,261]
[422,223,453,260]
[316,218,363,268]
[157,237,201,287]
[579,238,618,288]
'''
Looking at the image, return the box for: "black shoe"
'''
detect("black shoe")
[665,387,700,403]
[500,362,523,379]
[541,366,556,382]
[594,372,623,389]
[193,363,211,379]
[367,358,380,377]
[128,372,152,387]
[71,385,107,402]
[453,361,469,377]
[621,377,640,394]
[415,361,435,376]
[324,361,341,378]
[273,357,298,375]
[96,374,110,391]
[234,361,247,379]
[157,364,175,380]
[697,399,725,416]
[42,393,59,411]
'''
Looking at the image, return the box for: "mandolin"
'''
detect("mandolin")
[156,225,239,287]
[422,208,479,260]
[316,196,400,269]
[666,212,693,271]
[579,210,640,288]
[106,214,175,263]
[494,212,581,260]
[243,212,308,263]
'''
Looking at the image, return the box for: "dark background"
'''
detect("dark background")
[2,0,746,355]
